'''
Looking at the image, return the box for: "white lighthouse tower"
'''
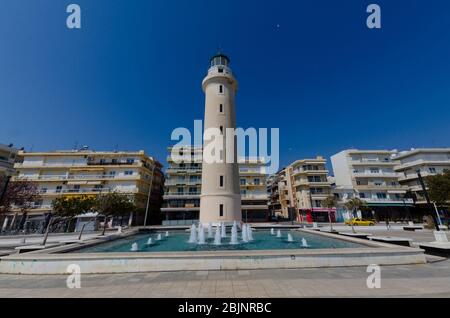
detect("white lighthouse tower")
[199,52,242,224]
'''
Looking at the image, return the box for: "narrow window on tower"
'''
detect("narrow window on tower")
[219,104,223,113]
[220,126,223,134]
[219,204,224,217]
[219,85,223,94]
[219,175,224,188]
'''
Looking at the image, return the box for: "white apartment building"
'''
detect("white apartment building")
[394,148,450,206]
[0,143,18,178]
[331,149,412,221]
[162,147,269,224]
[7,148,164,231]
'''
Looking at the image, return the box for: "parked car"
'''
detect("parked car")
[345,218,375,226]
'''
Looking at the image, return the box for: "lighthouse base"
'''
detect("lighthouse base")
[199,193,242,224]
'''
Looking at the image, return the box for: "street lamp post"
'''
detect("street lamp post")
[417,170,440,231]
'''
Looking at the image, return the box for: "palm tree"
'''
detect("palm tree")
[323,195,338,232]
[344,198,367,233]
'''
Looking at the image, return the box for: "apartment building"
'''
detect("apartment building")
[267,157,333,223]
[331,149,412,221]
[7,148,164,231]
[0,143,18,178]
[162,146,269,224]
[289,157,334,222]
[394,148,450,211]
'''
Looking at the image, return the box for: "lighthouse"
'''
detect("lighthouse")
[199,52,242,224]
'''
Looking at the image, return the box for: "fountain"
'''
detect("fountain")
[198,224,206,245]
[270,228,275,235]
[147,237,153,245]
[130,243,138,252]
[242,225,249,243]
[156,233,162,241]
[276,229,282,238]
[188,224,197,243]
[207,223,213,238]
[247,225,254,241]
[221,222,227,238]
[230,224,238,245]
[214,226,222,245]
[287,233,294,242]
[165,231,169,237]
[301,238,309,247]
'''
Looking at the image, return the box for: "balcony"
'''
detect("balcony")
[361,198,414,204]
[164,180,201,186]
[15,174,141,182]
[294,180,330,187]
[39,187,114,195]
[352,172,399,178]
[355,184,408,191]
[291,169,328,176]
[350,160,395,166]
[394,159,450,171]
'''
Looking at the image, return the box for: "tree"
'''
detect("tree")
[344,198,367,233]
[0,178,40,231]
[426,170,450,206]
[323,195,338,232]
[40,195,96,244]
[94,192,136,235]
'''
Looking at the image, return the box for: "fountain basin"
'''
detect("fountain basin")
[0,229,427,274]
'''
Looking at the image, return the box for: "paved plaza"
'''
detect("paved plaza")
[0,258,449,298]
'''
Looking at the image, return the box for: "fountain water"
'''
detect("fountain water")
[247,225,254,241]
[207,223,213,238]
[130,243,138,252]
[287,233,294,242]
[156,233,162,241]
[301,238,309,247]
[188,224,197,243]
[165,231,169,237]
[230,224,238,245]
[276,229,282,238]
[242,225,249,243]
[214,226,222,245]
[147,237,153,245]
[221,222,227,238]
[198,224,206,244]
[270,228,275,235]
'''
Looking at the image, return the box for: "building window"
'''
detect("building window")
[124,171,133,175]
[177,187,183,194]
[429,167,437,174]
[219,204,224,217]
[240,179,246,185]
[219,104,223,113]
[254,178,260,185]
[41,188,47,193]
[219,175,224,188]
[370,168,380,174]
[219,85,223,94]
[126,158,135,164]
[360,193,366,198]
[56,186,62,193]
[377,193,387,199]
[220,126,223,134]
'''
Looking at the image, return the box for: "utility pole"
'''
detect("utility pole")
[417,170,440,231]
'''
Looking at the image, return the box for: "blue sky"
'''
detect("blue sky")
[1,0,449,171]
